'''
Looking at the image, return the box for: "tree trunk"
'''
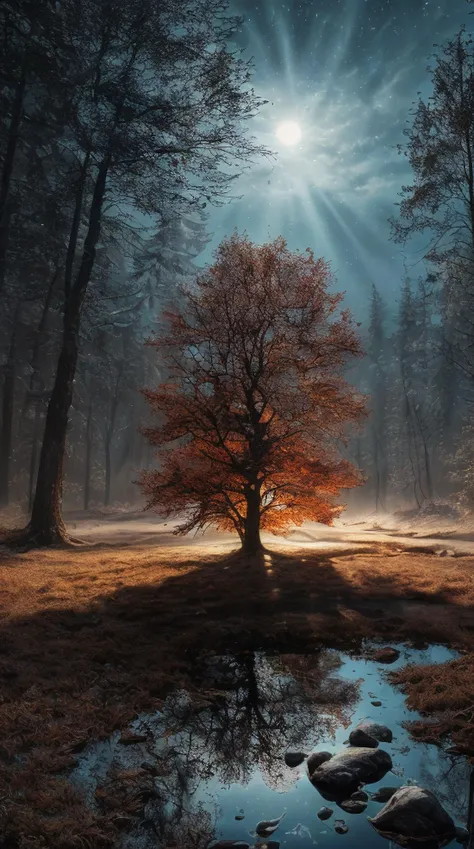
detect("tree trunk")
[0,64,26,298]
[84,399,93,511]
[373,427,381,512]
[104,434,111,507]
[28,401,41,514]
[28,310,79,542]
[0,309,19,505]
[243,485,263,554]
[27,159,109,544]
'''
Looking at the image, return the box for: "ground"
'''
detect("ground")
[1,510,474,847]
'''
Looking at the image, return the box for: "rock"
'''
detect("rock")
[255,811,286,837]
[310,747,392,799]
[371,786,399,803]
[374,647,401,664]
[369,786,456,845]
[356,722,393,743]
[211,843,251,849]
[339,798,367,814]
[285,751,306,768]
[348,728,378,748]
[456,826,469,844]
[112,815,134,830]
[119,732,148,745]
[371,700,382,707]
[317,806,333,821]
[351,790,369,802]
[140,762,158,776]
[307,751,333,775]
[335,822,349,835]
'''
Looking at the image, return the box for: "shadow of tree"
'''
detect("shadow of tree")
[1,543,474,847]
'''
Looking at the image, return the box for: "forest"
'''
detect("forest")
[1,1,474,539]
[3,1,474,848]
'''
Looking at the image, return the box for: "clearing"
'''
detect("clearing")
[1,512,474,847]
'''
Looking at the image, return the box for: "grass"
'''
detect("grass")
[1,537,474,846]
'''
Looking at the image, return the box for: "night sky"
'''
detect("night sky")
[204,0,474,315]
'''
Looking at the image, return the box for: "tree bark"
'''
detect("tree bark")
[0,63,26,299]
[243,485,263,554]
[84,399,93,511]
[28,308,79,542]
[0,306,20,505]
[28,402,41,514]
[104,434,111,507]
[27,159,109,544]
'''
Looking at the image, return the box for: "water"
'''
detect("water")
[70,643,470,848]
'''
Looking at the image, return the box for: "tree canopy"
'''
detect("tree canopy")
[141,234,366,553]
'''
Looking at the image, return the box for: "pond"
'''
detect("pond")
[70,644,470,849]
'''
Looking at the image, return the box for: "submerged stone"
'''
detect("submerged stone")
[255,811,286,837]
[371,786,399,803]
[339,798,367,814]
[369,786,456,846]
[317,806,333,820]
[310,747,392,799]
[351,790,369,802]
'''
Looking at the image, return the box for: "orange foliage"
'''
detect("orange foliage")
[140,234,366,548]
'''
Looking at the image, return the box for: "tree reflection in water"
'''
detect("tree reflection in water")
[87,651,359,848]
[146,649,358,836]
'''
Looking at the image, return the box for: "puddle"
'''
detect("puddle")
[70,644,470,848]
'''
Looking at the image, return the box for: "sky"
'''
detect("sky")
[202,0,474,316]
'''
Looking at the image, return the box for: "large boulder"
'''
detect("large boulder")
[307,751,333,776]
[310,747,392,799]
[369,786,456,846]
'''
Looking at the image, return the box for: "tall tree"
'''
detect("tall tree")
[141,234,366,555]
[22,0,267,544]
[391,28,474,387]
[367,285,388,512]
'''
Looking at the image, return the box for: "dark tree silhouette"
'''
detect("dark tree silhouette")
[15,0,268,544]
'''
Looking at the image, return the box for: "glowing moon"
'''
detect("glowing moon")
[276,121,302,146]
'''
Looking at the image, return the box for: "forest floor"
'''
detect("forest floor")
[1,511,474,846]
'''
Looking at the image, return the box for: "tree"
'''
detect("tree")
[391,29,474,386]
[141,234,366,555]
[21,0,267,545]
[367,285,388,512]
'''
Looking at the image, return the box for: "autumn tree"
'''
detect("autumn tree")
[141,235,366,555]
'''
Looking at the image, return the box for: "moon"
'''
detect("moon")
[276,121,302,146]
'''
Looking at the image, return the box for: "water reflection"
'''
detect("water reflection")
[71,646,470,849]
[160,651,358,791]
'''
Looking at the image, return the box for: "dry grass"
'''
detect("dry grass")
[1,537,474,846]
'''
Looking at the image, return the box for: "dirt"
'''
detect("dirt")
[1,513,474,847]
